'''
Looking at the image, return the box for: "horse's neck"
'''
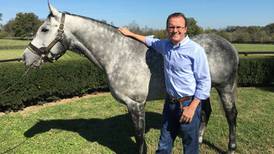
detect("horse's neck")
[66,15,141,71]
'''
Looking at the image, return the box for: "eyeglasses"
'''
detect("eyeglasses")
[167,26,185,31]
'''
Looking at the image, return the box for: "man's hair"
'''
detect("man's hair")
[166,12,187,28]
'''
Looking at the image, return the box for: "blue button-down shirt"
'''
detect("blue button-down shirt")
[145,36,211,100]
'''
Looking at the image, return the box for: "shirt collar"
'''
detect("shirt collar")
[169,35,190,48]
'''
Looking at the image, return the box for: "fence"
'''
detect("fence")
[239,51,274,56]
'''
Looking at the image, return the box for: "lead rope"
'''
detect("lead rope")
[0,55,45,95]
[0,67,32,96]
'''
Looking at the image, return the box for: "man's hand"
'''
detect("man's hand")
[180,106,196,123]
[118,27,146,43]
[118,27,133,36]
[179,98,200,123]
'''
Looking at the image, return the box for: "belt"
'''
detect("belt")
[166,94,193,110]
[166,94,193,104]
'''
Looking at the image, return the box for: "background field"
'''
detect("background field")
[234,43,274,51]
[1,38,274,51]
[1,41,274,62]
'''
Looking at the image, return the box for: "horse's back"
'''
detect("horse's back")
[192,34,239,86]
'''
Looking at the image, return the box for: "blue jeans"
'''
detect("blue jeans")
[156,97,201,154]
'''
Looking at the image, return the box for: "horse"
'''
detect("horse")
[22,4,239,154]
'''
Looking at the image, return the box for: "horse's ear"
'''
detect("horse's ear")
[48,2,60,17]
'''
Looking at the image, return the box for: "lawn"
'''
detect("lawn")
[0,87,273,154]
[0,49,84,61]
[0,39,29,49]
[1,39,274,52]
[1,39,274,62]
[234,43,274,51]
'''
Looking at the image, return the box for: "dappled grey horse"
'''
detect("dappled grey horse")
[23,4,239,154]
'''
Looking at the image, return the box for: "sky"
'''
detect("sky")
[0,0,274,29]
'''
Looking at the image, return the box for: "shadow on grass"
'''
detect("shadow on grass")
[257,86,274,92]
[202,140,226,154]
[24,111,228,153]
[24,112,162,154]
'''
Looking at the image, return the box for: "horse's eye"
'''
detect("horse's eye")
[41,28,49,32]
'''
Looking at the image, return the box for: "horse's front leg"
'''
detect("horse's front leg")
[127,102,147,154]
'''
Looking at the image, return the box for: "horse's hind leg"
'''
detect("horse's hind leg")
[199,98,212,144]
[216,84,238,154]
[127,102,147,154]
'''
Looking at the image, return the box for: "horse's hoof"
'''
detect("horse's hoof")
[227,143,236,154]
[198,136,203,144]
[227,150,235,154]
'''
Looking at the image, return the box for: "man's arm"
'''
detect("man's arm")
[118,27,146,43]
[180,47,211,123]
[193,48,211,101]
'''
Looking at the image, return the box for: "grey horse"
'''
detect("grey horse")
[23,4,239,154]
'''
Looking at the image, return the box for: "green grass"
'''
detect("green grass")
[0,39,29,47]
[1,38,274,52]
[0,49,24,59]
[0,39,84,61]
[0,87,273,154]
[0,39,29,49]
[0,49,84,61]
[234,43,274,52]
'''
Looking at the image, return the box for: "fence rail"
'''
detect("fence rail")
[238,51,274,56]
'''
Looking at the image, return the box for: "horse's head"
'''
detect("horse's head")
[23,4,69,68]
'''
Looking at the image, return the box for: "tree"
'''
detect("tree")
[264,23,274,34]
[3,12,43,38]
[0,13,6,37]
[127,20,143,34]
[186,17,203,36]
[0,13,2,30]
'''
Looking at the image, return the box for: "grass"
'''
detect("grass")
[234,43,274,52]
[0,39,84,61]
[0,39,29,49]
[0,38,274,51]
[0,87,273,154]
[1,43,274,61]
[0,39,29,47]
[0,49,23,59]
[1,38,274,52]
[0,49,84,61]
[1,39,274,61]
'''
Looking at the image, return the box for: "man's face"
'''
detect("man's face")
[166,16,187,45]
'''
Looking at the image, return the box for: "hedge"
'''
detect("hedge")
[0,57,274,112]
[238,57,274,86]
[0,59,107,112]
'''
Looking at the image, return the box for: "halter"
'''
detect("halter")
[27,13,66,63]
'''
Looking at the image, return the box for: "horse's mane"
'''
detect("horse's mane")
[62,11,119,33]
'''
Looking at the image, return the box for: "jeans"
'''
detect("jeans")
[156,97,201,154]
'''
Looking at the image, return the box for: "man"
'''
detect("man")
[118,12,211,154]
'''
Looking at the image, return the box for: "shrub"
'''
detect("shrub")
[238,57,274,86]
[1,56,274,112]
[0,59,107,112]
